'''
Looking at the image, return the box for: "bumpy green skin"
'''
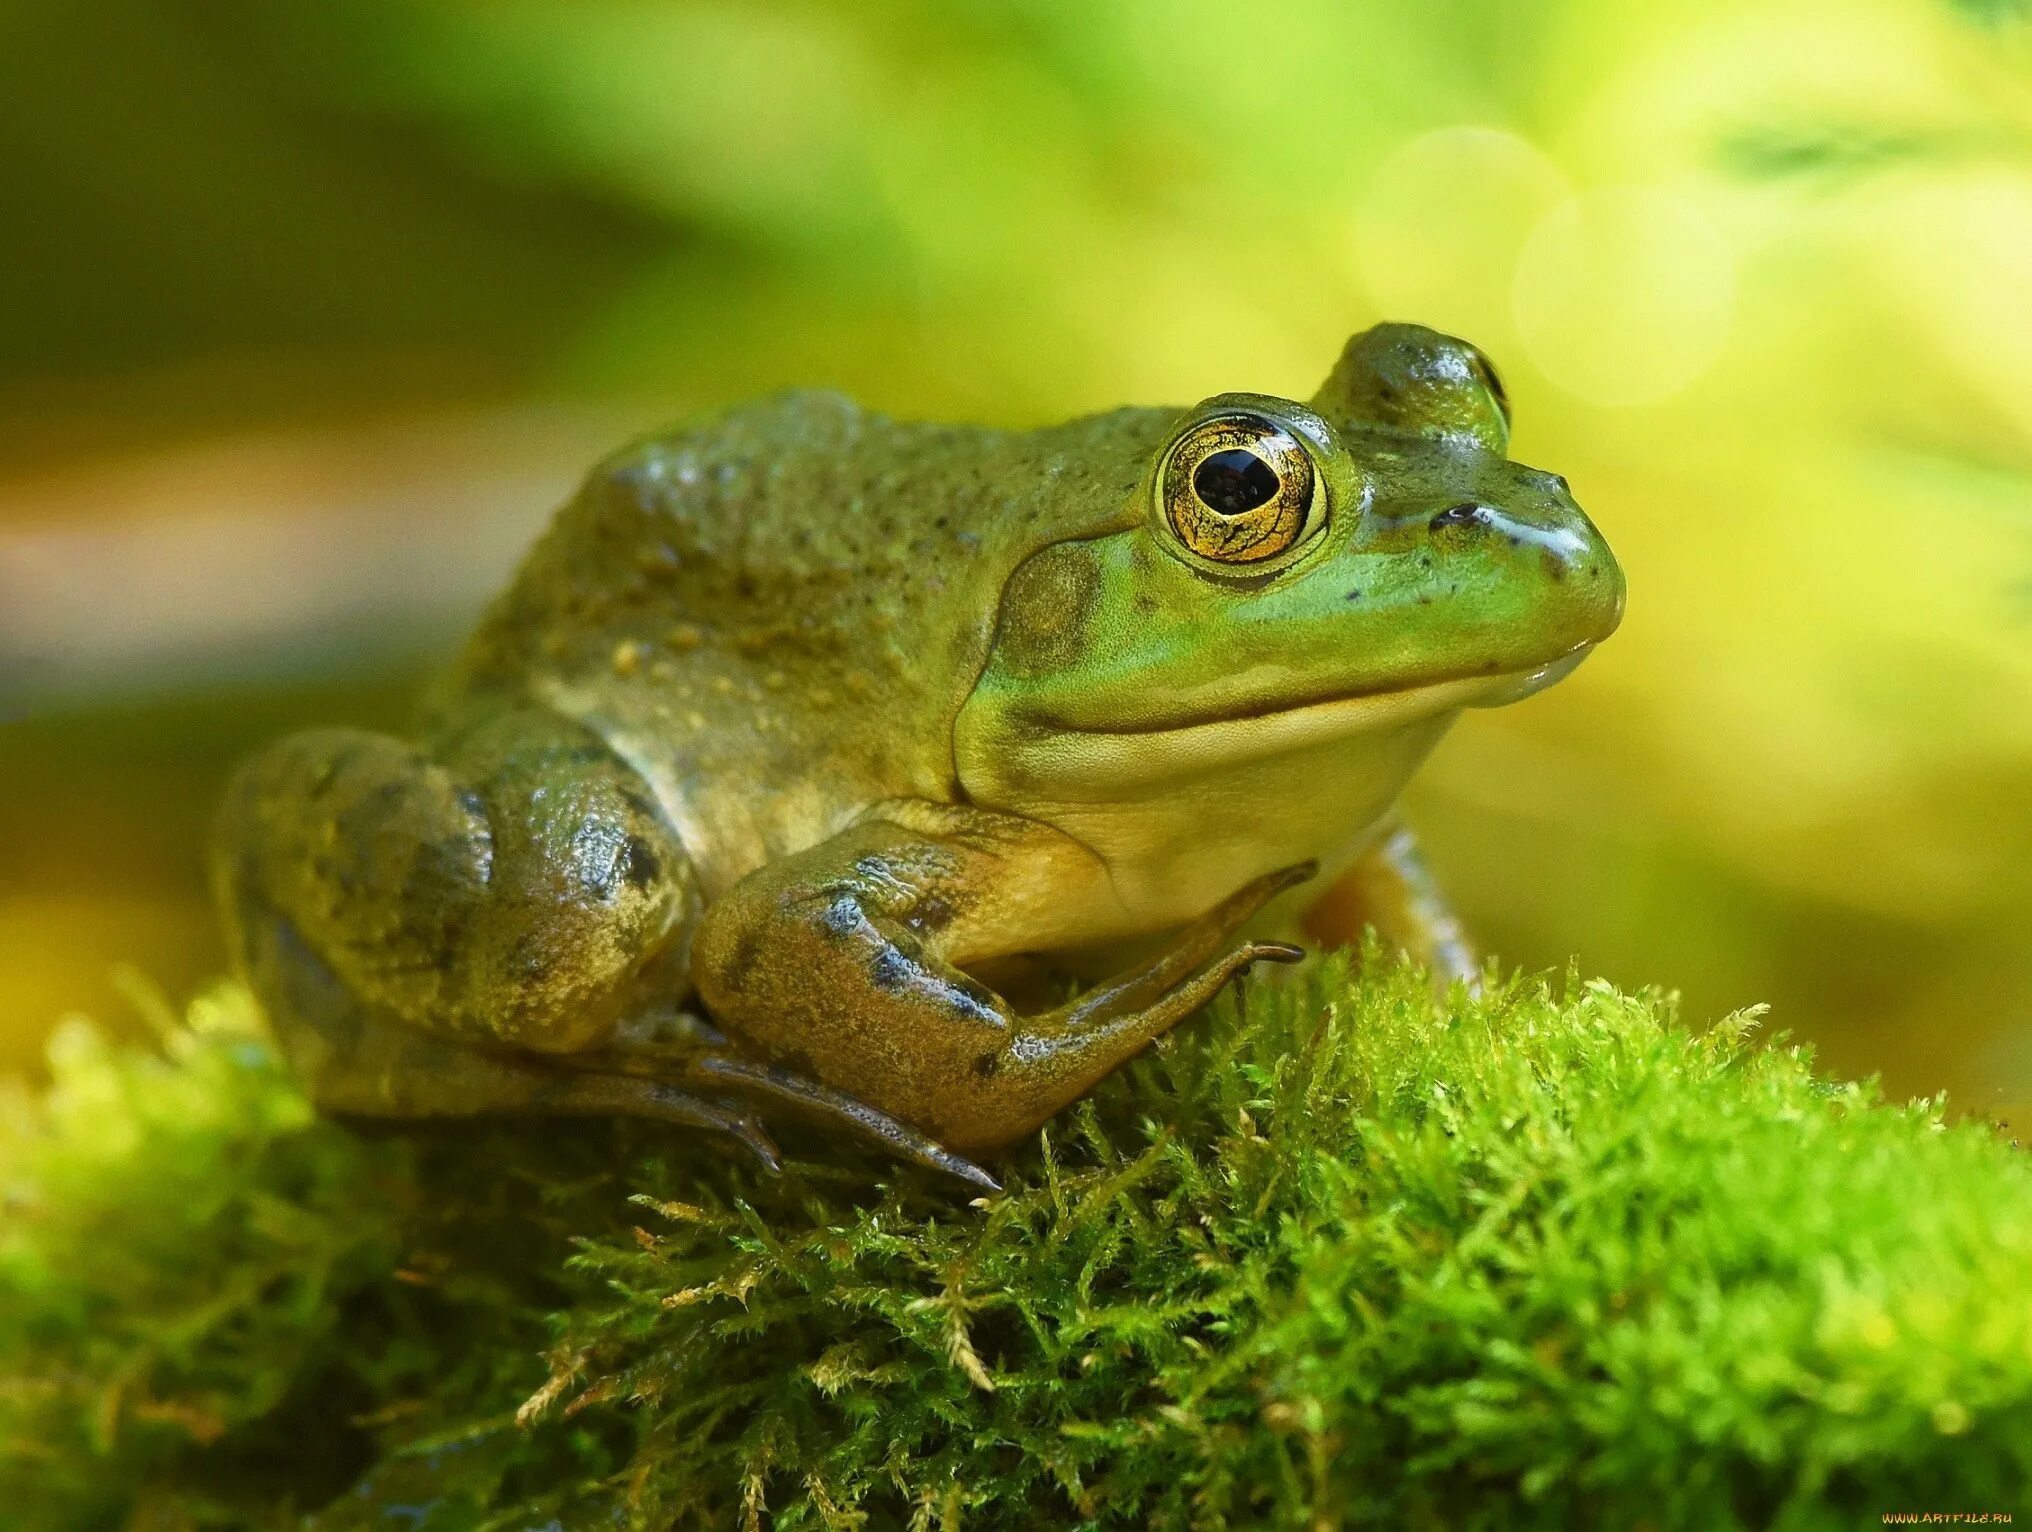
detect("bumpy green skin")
[213,323,1623,1174]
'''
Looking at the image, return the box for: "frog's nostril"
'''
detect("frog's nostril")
[1429,502,1490,531]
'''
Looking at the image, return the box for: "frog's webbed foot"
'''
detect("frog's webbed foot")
[538,1070,783,1176]
[550,1062,994,1191]
[1302,816,1480,994]
[223,932,793,1174]
[583,1014,1000,1188]
[693,1053,1001,1192]
[535,1061,1001,1191]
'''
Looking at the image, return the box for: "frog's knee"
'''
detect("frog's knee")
[470,776,701,1047]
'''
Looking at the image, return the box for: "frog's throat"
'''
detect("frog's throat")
[961,649,1590,802]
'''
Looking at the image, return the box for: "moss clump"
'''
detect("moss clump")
[0,983,404,1527]
[4,954,2030,1529]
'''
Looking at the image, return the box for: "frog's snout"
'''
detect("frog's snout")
[1421,496,1593,570]
[1418,481,1626,650]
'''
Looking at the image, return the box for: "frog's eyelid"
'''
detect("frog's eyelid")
[1469,351,1512,426]
[1179,395,1337,451]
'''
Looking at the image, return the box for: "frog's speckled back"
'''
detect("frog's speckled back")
[442,390,1173,884]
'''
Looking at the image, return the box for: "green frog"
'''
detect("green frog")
[213,323,1623,1190]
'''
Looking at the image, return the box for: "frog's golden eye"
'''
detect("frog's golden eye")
[1160,414,1317,565]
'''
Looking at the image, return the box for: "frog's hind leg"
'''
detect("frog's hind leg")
[1301,815,1479,991]
[212,717,781,1169]
[235,890,784,1169]
[229,843,975,1184]
[216,721,998,1188]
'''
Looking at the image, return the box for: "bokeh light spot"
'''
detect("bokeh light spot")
[1355,127,1570,347]
[1512,185,1736,408]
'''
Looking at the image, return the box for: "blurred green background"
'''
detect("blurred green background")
[3,0,2029,1125]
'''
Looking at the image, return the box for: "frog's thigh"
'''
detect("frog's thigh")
[213,722,698,1089]
[1301,815,1478,987]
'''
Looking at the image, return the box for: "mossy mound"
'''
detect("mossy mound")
[4,954,2028,1529]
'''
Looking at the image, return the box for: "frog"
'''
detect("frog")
[212,322,1624,1192]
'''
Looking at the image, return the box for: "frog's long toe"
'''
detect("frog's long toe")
[538,1072,790,1175]
[726,1114,784,1175]
[928,1148,1002,1195]
[694,1052,1000,1193]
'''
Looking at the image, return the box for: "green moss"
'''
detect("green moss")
[0,982,405,1527]
[5,954,2029,1529]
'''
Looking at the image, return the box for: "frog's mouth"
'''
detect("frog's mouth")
[1068,645,1590,739]
[963,646,1595,801]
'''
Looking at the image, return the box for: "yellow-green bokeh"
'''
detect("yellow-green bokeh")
[2,0,2028,1121]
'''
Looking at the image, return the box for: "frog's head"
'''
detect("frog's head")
[956,323,1624,823]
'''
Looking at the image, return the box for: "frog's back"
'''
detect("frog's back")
[441,390,1165,891]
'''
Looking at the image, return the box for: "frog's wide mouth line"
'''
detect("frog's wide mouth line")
[1038,647,1594,741]
[966,648,1596,800]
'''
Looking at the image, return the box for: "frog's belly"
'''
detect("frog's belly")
[532,674,1449,963]
[1017,712,1454,941]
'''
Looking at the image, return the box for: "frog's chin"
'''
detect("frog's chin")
[1463,646,1592,708]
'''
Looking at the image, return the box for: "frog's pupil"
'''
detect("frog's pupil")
[1193,448,1279,515]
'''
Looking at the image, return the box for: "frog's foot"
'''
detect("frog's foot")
[1299,816,1481,995]
[963,868,1309,1141]
[694,1053,1001,1193]
[226,915,790,1176]
[537,1071,783,1175]
[1043,860,1313,1031]
[583,1021,1001,1189]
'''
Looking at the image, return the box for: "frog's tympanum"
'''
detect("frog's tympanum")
[215,324,1624,1189]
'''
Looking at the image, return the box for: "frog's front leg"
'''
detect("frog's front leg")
[691,803,1308,1154]
[1301,814,1479,989]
